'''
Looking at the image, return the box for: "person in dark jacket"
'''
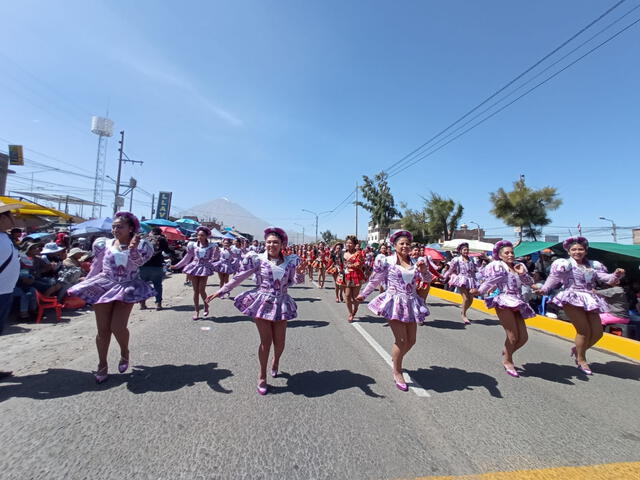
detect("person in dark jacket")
[139,228,171,310]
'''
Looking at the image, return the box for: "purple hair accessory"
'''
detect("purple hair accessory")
[562,236,588,251]
[196,226,211,237]
[390,230,413,244]
[492,240,513,259]
[264,226,288,246]
[456,242,469,254]
[114,211,140,233]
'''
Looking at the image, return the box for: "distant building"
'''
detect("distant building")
[633,228,640,245]
[544,235,560,243]
[367,223,383,245]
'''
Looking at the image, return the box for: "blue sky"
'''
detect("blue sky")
[1,0,638,242]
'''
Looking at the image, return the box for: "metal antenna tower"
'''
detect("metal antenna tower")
[90,116,114,218]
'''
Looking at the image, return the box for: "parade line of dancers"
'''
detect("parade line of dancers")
[68,212,626,393]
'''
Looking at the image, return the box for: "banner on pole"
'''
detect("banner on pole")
[8,145,24,166]
[156,191,172,219]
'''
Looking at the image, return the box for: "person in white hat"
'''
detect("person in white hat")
[0,201,22,380]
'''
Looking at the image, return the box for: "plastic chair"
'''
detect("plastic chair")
[35,291,64,324]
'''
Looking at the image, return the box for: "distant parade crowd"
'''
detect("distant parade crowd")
[1,204,637,393]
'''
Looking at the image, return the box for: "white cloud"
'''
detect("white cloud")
[117,55,243,127]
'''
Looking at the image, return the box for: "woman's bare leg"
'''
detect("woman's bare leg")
[94,303,114,370]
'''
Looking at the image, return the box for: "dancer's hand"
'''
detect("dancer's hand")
[614,268,625,277]
[296,263,306,274]
[129,234,141,250]
[532,287,545,295]
[514,263,526,275]
[355,295,365,302]
[205,292,219,303]
[468,288,479,296]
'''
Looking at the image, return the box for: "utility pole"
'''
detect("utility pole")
[113,131,143,215]
[302,209,331,243]
[295,222,305,244]
[599,216,618,243]
[151,193,155,219]
[355,181,359,238]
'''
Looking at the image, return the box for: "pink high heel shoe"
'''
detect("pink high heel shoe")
[203,304,210,318]
[577,364,593,375]
[503,365,520,378]
[118,355,129,374]
[270,368,279,378]
[394,380,409,391]
[94,366,108,384]
[257,382,268,395]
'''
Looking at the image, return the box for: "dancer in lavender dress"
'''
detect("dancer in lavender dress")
[206,227,306,395]
[214,238,236,291]
[443,242,478,325]
[68,212,155,383]
[535,237,624,375]
[356,230,431,392]
[473,241,535,378]
[171,226,218,320]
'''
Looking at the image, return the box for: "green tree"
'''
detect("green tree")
[398,202,430,244]
[489,177,562,241]
[424,193,464,241]
[357,171,401,241]
[321,230,336,244]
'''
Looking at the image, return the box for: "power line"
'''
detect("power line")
[388,15,640,178]
[384,0,629,175]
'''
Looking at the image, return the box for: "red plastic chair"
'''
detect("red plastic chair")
[35,291,64,324]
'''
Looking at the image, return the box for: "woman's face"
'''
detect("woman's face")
[460,246,469,256]
[380,245,388,254]
[569,244,587,262]
[197,231,207,243]
[346,239,355,251]
[27,245,42,257]
[265,234,282,258]
[222,239,230,248]
[499,246,515,264]
[395,237,411,257]
[111,218,133,242]
[410,246,420,258]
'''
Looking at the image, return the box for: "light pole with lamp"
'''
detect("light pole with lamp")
[599,216,617,243]
[302,209,331,243]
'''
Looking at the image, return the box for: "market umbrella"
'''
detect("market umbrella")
[142,218,179,227]
[70,217,113,235]
[23,232,54,240]
[423,247,445,261]
[223,232,236,239]
[159,226,187,241]
[441,239,496,253]
[176,218,200,227]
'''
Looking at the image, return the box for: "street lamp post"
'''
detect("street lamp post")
[599,216,618,243]
[469,221,481,240]
[302,209,331,243]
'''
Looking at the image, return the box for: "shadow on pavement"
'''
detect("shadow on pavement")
[427,302,454,308]
[589,361,640,380]
[2,324,32,335]
[201,315,248,324]
[270,369,384,398]
[427,319,467,330]
[163,305,198,312]
[0,362,233,402]
[287,320,329,328]
[357,315,388,325]
[470,318,499,326]
[291,297,322,303]
[519,362,588,385]
[409,366,503,398]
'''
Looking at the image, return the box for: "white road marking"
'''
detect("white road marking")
[351,323,431,397]
[312,281,320,288]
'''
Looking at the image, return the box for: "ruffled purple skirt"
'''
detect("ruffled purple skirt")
[233,289,297,321]
[448,274,477,289]
[68,273,156,305]
[183,262,215,277]
[485,293,536,319]
[213,260,237,274]
[551,290,609,313]
[367,292,430,323]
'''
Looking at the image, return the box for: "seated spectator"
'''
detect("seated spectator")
[597,280,630,326]
[21,242,64,298]
[58,247,87,298]
[9,228,22,248]
[534,249,554,280]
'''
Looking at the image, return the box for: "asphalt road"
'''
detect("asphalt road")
[1,274,639,480]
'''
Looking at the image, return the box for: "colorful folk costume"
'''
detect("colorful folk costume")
[359,254,432,323]
[443,253,478,290]
[337,249,365,287]
[68,237,155,305]
[477,260,536,319]
[173,241,219,277]
[214,246,237,274]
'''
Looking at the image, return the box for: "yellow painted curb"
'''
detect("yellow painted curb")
[403,461,640,480]
[429,287,640,362]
